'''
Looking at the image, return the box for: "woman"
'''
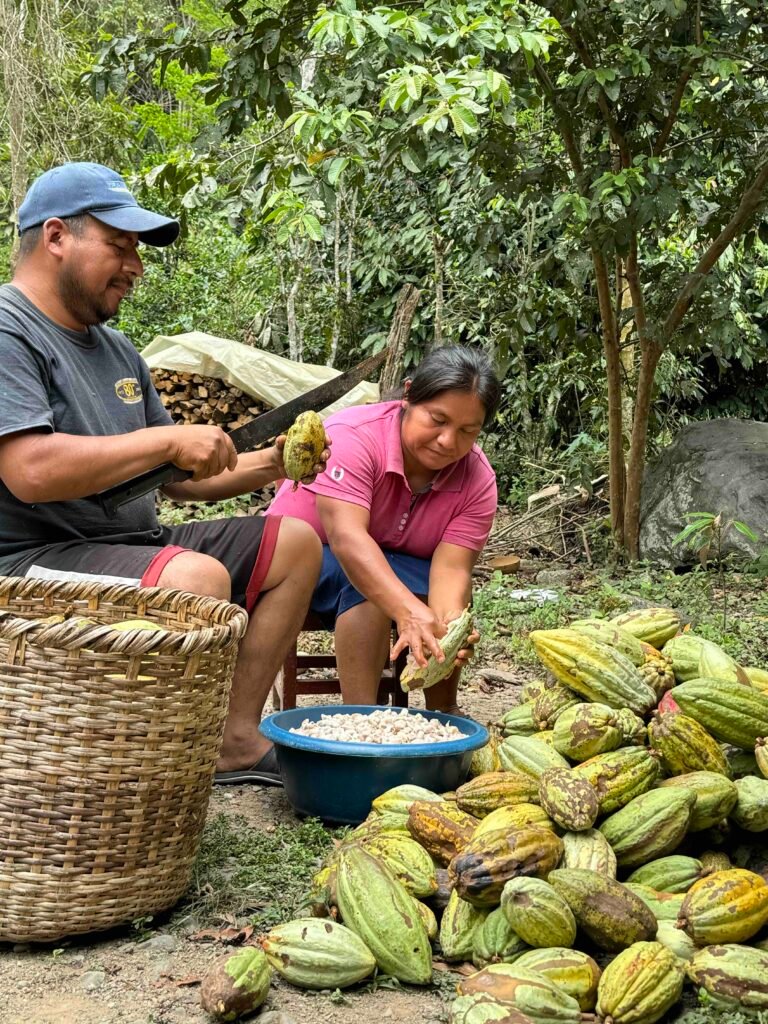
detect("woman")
[266,345,500,714]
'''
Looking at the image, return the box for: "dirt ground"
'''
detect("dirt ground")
[0,664,521,1024]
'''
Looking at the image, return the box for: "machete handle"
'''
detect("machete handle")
[96,463,192,517]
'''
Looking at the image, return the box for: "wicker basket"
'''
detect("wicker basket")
[0,576,248,943]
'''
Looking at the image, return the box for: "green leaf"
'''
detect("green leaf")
[327,157,348,186]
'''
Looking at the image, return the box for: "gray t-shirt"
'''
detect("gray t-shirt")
[0,284,173,574]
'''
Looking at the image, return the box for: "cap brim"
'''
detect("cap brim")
[91,206,180,247]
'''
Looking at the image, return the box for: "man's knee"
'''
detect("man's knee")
[276,517,322,569]
[155,551,231,601]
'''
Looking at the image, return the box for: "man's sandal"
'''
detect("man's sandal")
[214,747,283,787]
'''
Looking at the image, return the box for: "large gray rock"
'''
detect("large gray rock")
[639,419,768,566]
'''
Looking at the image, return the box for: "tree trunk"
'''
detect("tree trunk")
[380,285,421,394]
[623,341,662,559]
[327,197,342,367]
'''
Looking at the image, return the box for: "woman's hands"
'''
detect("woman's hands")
[392,602,447,668]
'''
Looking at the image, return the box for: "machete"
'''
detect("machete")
[93,350,386,517]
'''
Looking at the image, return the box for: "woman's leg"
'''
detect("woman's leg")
[334,599,393,704]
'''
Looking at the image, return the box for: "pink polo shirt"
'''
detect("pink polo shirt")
[266,401,497,558]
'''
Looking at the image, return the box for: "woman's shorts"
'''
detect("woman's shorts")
[310,545,431,626]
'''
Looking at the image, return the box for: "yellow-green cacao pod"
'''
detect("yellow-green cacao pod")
[200,947,272,1021]
[514,948,601,1012]
[653,920,696,961]
[755,736,768,778]
[472,906,529,968]
[627,855,709,894]
[457,964,584,1024]
[357,830,438,897]
[698,641,743,683]
[499,735,570,778]
[746,666,768,693]
[282,410,325,483]
[656,771,737,831]
[570,619,645,665]
[560,829,617,878]
[473,803,554,840]
[456,772,541,817]
[530,630,656,715]
[450,992,536,1024]
[608,608,681,648]
[449,826,564,909]
[622,884,685,922]
[553,703,623,762]
[596,941,685,1024]
[500,704,540,737]
[371,784,441,820]
[335,845,432,984]
[532,730,556,746]
[407,799,479,865]
[401,607,474,691]
[672,678,768,750]
[416,900,438,941]
[599,788,695,869]
[501,877,577,948]
[537,767,599,832]
[548,869,657,952]
[687,943,768,1012]
[614,708,647,747]
[677,868,768,946]
[731,776,768,831]
[699,850,731,873]
[647,712,731,777]
[662,634,708,682]
[471,733,503,777]
[521,678,558,704]
[440,888,489,961]
[261,918,376,989]
[532,686,581,731]
[574,748,660,815]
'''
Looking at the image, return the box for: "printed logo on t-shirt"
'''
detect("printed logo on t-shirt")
[115,378,142,404]
[331,465,345,482]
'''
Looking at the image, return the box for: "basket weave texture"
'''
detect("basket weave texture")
[0,576,247,943]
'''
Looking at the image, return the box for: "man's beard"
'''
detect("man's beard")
[57,264,122,326]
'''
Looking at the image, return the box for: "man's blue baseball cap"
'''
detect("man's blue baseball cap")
[18,162,179,247]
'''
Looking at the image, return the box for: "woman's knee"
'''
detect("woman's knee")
[155,550,231,601]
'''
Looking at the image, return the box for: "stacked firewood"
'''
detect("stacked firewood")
[150,369,265,431]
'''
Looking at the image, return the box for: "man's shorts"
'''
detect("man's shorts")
[310,545,431,626]
[12,515,283,614]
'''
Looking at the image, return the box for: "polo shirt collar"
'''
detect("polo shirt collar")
[384,403,468,493]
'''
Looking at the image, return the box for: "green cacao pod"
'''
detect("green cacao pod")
[401,607,473,691]
[282,410,326,483]
[672,677,768,749]
[613,708,647,746]
[471,730,503,776]
[501,876,577,948]
[746,666,768,693]
[532,686,581,731]
[472,906,529,968]
[450,992,536,1024]
[456,772,541,817]
[627,855,710,894]
[676,868,768,946]
[530,630,656,715]
[521,678,558,705]
[653,919,696,961]
[200,947,272,1022]
[697,641,745,683]
[724,744,760,778]
[514,948,601,1012]
[699,850,732,873]
[570,619,646,665]
[687,943,768,1012]
[416,900,438,941]
[537,767,599,832]
[335,844,432,984]
[656,771,738,831]
[371,784,442,820]
[358,830,438,897]
[731,776,768,831]
[532,730,556,747]
[662,634,708,682]
[473,804,555,839]
[755,736,768,778]
[407,799,479,865]
[608,608,681,648]
[500,704,540,737]
[622,884,685,922]
[498,735,570,778]
[595,941,685,1024]
[261,918,376,989]
[560,829,617,878]
[457,964,584,1024]
[440,888,489,961]
[573,747,660,815]
[599,788,695,869]
[552,703,623,762]
[647,712,731,777]
[548,869,657,952]
[449,826,563,908]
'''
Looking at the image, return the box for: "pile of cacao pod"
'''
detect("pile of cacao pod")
[203,606,768,1022]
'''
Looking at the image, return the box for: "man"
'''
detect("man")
[0,162,326,786]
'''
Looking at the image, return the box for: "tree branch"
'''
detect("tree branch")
[652,66,695,156]
[532,60,587,188]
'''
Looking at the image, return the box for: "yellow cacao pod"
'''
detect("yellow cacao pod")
[596,941,685,1024]
[677,868,768,946]
[282,410,325,483]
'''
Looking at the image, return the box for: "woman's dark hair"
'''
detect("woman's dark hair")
[401,346,501,427]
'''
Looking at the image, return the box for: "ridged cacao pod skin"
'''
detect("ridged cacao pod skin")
[553,703,623,762]
[699,850,731,873]
[574,748,660,815]
[638,654,675,699]
[440,889,489,961]
[599,788,695,869]
[532,687,581,731]
[335,845,433,984]
[570,619,645,665]
[200,947,272,1022]
[371,784,442,820]
[656,771,737,832]
[698,642,743,683]
[500,704,540,737]
[473,804,555,839]
[416,900,438,941]
[596,941,685,1024]
[613,708,647,747]
[357,830,438,897]
[662,634,707,683]
[560,830,617,878]
[608,608,681,648]
[653,920,697,961]
[623,884,685,922]
[529,630,656,716]
[676,868,768,946]
[449,826,564,909]
[548,869,657,952]
[472,906,530,968]
[672,678,768,749]
[498,736,570,778]
[501,877,577,949]
[471,731,503,776]
[521,678,558,705]
[282,411,326,482]
[456,772,541,817]
[407,800,479,865]
[457,964,584,1024]
[747,666,768,693]
[261,918,376,989]
[627,855,709,894]
[538,768,599,832]
[755,736,768,778]
[401,608,473,691]
[686,944,768,1012]
[514,948,601,1012]
[450,992,537,1024]
[731,776,768,831]
[647,712,731,777]
[532,730,556,747]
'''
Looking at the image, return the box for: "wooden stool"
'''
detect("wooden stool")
[272,612,409,711]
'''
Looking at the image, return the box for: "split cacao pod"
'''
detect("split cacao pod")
[401,607,473,691]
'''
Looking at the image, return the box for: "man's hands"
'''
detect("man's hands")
[166,425,238,481]
[273,431,332,485]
